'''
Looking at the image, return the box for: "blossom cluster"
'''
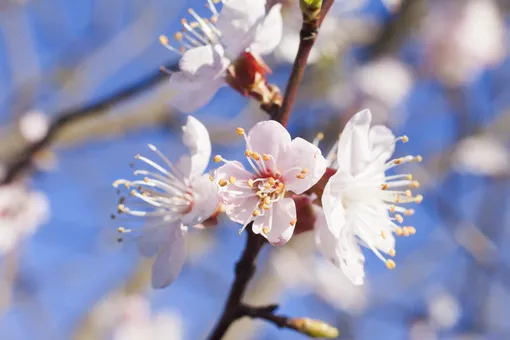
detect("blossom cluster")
[112,0,423,289]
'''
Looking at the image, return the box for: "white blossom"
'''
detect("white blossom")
[452,136,509,176]
[113,116,219,288]
[316,109,422,285]
[214,121,327,246]
[161,0,283,112]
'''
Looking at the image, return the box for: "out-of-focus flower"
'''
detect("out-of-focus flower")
[161,0,283,112]
[274,0,371,64]
[316,109,422,285]
[113,296,183,340]
[0,183,48,255]
[427,290,461,329]
[214,121,327,246]
[423,0,506,86]
[452,136,509,176]
[18,110,49,143]
[113,116,219,288]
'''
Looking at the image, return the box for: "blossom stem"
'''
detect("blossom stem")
[272,0,334,126]
[207,229,265,340]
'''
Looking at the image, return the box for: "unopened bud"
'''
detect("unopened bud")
[289,317,339,338]
[300,0,322,23]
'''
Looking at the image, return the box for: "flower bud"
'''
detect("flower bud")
[289,317,339,338]
[300,0,322,23]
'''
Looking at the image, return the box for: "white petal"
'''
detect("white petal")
[352,205,395,254]
[180,116,211,179]
[181,174,220,226]
[249,4,283,56]
[151,226,186,289]
[263,198,296,246]
[216,0,267,58]
[336,109,372,176]
[247,120,291,162]
[278,137,327,194]
[369,125,395,164]
[321,170,349,238]
[137,223,171,257]
[168,45,228,113]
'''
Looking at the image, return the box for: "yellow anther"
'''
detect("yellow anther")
[415,194,423,203]
[407,226,416,235]
[410,181,420,188]
[290,218,297,226]
[316,132,324,141]
[144,177,149,183]
[402,228,410,237]
[381,183,389,190]
[405,190,412,197]
[395,226,403,236]
[117,226,126,233]
[248,179,254,187]
[159,35,169,45]
[395,195,401,203]
[389,205,396,213]
[236,127,245,135]
[268,177,275,185]
[264,182,271,189]
[395,214,404,223]
[252,152,261,161]
[218,179,227,187]
[406,174,413,180]
[213,155,222,163]
[245,150,253,157]
[301,168,309,175]
[401,135,409,143]
[264,196,271,205]
[252,209,261,217]
[229,176,236,184]
[404,209,415,216]
[415,155,423,162]
[262,154,271,161]
[209,175,214,182]
[389,249,396,257]
[296,173,305,179]
[218,203,226,213]
[174,32,183,41]
[394,158,403,165]
[130,190,137,196]
[386,259,396,269]
[381,231,386,239]
[278,182,284,188]
[263,205,270,210]
[262,227,270,234]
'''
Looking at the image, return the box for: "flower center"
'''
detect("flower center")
[249,174,286,216]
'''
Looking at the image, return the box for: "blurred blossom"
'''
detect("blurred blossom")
[426,290,461,330]
[113,117,219,288]
[423,0,506,86]
[112,296,183,340]
[409,320,438,340]
[274,0,373,64]
[162,0,283,112]
[0,183,48,255]
[381,0,402,12]
[452,136,510,176]
[18,110,49,143]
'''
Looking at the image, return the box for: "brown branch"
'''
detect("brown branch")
[1,62,176,184]
[272,0,334,126]
[241,304,299,332]
[207,230,265,340]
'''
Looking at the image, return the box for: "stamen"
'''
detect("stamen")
[404,209,415,216]
[229,176,236,184]
[389,249,396,257]
[248,179,254,187]
[415,195,423,203]
[218,179,227,187]
[386,259,396,269]
[290,218,297,226]
[236,127,245,135]
[262,226,270,234]
[301,168,309,175]
[252,209,261,217]
[395,214,404,223]
[401,135,409,143]
[214,155,223,162]
[209,175,214,182]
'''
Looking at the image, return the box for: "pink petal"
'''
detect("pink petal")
[138,220,180,257]
[151,227,186,289]
[247,120,291,165]
[278,137,327,194]
[264,198,296,246]
[168,71,224,113]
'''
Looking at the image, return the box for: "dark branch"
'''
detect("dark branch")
[241,304,300,332]
[2,61,176,184]
[207,230,265,340]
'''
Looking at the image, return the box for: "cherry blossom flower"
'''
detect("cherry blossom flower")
[113,116,219,288]
[160,0,283,112]
[315,109,422,285]
[0,183,48,255]
[452,136,509,176]
[214,121,327,246]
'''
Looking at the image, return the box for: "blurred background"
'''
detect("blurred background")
[0,0,509,339]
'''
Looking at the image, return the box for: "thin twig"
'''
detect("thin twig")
[273,0,334,126]
[1,62,176,184]
[241,304,300,332]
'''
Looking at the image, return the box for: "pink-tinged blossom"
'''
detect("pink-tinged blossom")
[214,121,327,246]
[0,183,48,255]
[160,0,283,112]
[113,116,219,288]
[315,109,422,285]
